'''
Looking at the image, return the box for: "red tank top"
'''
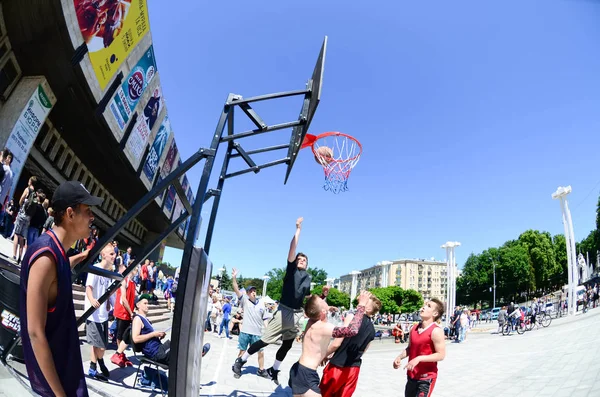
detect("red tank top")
[114,278,135,321]
[407,322,439,380]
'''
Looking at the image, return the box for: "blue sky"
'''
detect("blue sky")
[148,0,600,280]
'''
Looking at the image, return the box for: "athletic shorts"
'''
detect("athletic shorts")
[288,362,320,395]
[116,318,132,341]
[261,305,304,343]
[13,214,30,238]
[405,376,437,397]
[319,363,361,397]
[86,320,109,349]
[238,332,263,352]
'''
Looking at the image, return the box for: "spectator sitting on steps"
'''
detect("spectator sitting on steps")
[131,293,210,365]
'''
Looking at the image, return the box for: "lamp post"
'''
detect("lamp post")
[493,260,496,309]
[377,261,393,288]
[552,186,577,316]
[441,241,460,328]
[262,275,270,297]
[349,271,361,310]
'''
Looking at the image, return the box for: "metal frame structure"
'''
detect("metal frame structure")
[1,37,328,397]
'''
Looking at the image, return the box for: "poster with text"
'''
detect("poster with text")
[107,45,157,132]
[123,112,150,169]
[6,85,54,196]
[142,113,171,185]
[164,185,176,218]
[74,0,151,89]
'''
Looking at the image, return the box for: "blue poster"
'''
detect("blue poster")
[142,115,171,181]
[109,45,157,131]
[164,185,176,213]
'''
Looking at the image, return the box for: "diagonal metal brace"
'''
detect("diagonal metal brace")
[238,102,267,130]
[233,142,258,173]
[204,189,221,203]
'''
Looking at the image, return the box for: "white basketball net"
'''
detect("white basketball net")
[312,133,362,194]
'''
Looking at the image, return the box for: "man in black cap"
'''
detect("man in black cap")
[19,180,103,397]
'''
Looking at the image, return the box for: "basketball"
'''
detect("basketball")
[314,146,334,164]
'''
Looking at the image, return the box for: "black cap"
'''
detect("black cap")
[52,181,103,212]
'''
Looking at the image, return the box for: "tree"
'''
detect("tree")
[218,266,232,290]
[264,267,286,301]
[310,285,350,308]
[518,230,558,293]
[307,267,328,286]
[241,277,264,291]
[400,289,424,313]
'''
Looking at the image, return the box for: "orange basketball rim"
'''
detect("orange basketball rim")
[301,131,362,194]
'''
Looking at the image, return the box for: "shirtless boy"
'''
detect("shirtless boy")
[393,298,446,397]
[288,291,372,397]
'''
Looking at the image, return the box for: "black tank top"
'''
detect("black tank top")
[329,315,375,368]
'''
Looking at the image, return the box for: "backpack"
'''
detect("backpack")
[23,188,38,217]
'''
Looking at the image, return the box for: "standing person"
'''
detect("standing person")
[19,180,102,396]
[27,190,47,246]
[42,207,55,234]
[2,198,16,238]
[393,299,446,397]
[110,263,137,368]
[232,217,312,385]
[287,292,371,397]
[140,259,149,294]
[0,149,13,209]
[147,261,156,296]
[84,244,117,381]
[210,295,221,333]
[319,295,382,397]
[231,268,269,378]
[219,296,233,339]
[12,176,37,263]
[123,247,132,268]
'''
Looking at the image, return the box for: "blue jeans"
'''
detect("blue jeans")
[27,226,39,245]
[219,318,230,338]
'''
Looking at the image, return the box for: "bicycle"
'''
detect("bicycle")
[537,312,552,327]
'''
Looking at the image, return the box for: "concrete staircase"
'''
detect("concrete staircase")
[73,284,172,336]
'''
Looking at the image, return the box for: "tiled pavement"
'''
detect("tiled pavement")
[3,307,600,396]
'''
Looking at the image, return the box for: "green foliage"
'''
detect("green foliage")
[241,277,264,291]
[310,285,350,308]
[265,267,286,301]
[307,267,328,285]
[219,266,232,290]
[351,286,423,314]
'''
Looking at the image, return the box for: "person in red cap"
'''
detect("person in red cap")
[20,181,103,397]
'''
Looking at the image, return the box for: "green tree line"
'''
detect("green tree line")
[457,194,600,307]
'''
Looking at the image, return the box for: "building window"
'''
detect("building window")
[62,152,73,172]
[0,52,21,101]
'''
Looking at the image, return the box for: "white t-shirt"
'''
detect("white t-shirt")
[85,267,113,323]
[239,294,266,336]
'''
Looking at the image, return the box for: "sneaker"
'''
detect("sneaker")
[232,357,246,378]
[257,368,270,379]
[88,368,108,382]
[121,352,133,367]
[266,367,280,385]
[111,353,125,368]
[202,343,211,357]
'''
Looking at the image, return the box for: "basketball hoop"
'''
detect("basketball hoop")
[301,132,362,194]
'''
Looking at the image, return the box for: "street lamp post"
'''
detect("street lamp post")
[493,260,496,309]
[377,261,393,288]
[262,275,270,297]
[441,241,460,328]
[552,186,577,316]
[349,271,361,310]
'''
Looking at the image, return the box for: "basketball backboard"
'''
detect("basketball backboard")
[284,36,327,184]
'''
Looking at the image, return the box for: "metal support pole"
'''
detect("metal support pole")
[493,261,496,309]
[262,276,270,297]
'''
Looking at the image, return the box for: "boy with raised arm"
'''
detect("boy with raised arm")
[288,291,372,397]
[233,217,312,385]
[393,298,446,397]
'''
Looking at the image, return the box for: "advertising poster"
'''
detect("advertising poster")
[164,185,176,218]
[181,175,189,194]
[186,186,194,206]
[108,46,157,131]
[6,84,54,195]
[142,113,171,183]
[160,139,178,179]
[73,0,151,89]
[123,112,150,169]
